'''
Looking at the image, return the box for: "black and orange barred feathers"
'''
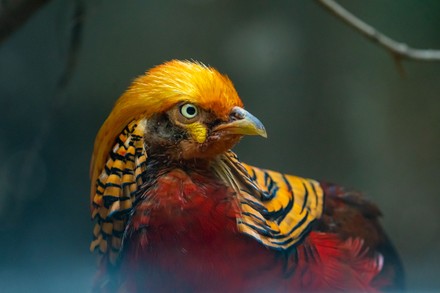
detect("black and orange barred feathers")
[90,120,147,263]
[90,121,324,263]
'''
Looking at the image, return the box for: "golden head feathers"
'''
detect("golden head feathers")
[90,60,243,201]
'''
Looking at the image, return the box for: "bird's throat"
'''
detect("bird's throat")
[127,168,240,248]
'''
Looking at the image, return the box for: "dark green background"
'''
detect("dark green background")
[1,0,439,291]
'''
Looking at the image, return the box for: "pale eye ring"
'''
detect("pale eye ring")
[180,103,198,119]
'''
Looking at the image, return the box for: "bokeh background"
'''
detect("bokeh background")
[1,0,439,292]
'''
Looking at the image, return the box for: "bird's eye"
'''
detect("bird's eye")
[180,104,198,119]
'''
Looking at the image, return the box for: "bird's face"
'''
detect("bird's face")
[145,101,266,161]
[91,60,267,178]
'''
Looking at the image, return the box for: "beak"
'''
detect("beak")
[213,106,267,138]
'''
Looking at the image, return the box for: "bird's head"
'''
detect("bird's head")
[91,60,266,179]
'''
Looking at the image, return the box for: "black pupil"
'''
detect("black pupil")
[186,106,196,116]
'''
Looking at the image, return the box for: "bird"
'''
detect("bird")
[89,60,404,292]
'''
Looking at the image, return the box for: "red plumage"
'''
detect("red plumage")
[95,168,403,292]
[90,61,404,292]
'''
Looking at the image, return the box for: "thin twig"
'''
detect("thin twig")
[57,0,84,88]
[316,0,440,62]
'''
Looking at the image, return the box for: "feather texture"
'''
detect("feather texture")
[90,119,148,263]
[91,127,325,267]
[89,60,404,292]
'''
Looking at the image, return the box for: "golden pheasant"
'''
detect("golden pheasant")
[89,60,404,292]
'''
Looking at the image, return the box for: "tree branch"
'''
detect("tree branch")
[315,0,440,62]
[0,0,50,44]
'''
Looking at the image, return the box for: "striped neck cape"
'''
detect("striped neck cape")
[90,119,324,263]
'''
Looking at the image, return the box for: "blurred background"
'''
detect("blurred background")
[1,0,439,292]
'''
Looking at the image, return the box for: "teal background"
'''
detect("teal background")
[1,1,439,291]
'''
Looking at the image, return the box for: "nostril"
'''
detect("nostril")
[230,107,245,121]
